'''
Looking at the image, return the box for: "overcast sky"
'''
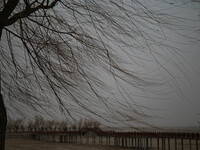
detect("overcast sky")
[2,0,200,129]
[85,1,200,128]
[100,1,200,128]
[139,1,200,127]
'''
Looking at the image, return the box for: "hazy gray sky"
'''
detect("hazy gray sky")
[152,43,200,127]
[139,1,200,127]
[2,0,200,129]
[100,1,200,128]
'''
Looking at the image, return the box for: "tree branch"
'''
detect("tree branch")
[4,0,59,26]
[0,0,19,21]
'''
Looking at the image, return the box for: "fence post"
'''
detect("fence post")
[108,135,110,146]
[189,138,191,150]
[80,133,82,144]
[101,134,103,145]
[93,132,96,144]
[168,137,170,150]
[146,137,149,150]
[125,136,127,148]
[115,136,119,147]
[135,136,137,149]
[162,137,165,150]
[122,136,124,148]
[181,138,183,150]
[106,134,108,145]
[174,137,177,150]
[99,133,100,144]
[150,137,153,150]
[86,133,89,144]
[157,137,159,150]
[114,136,116,147]
[196,139,199,150]
[131,136,134,149]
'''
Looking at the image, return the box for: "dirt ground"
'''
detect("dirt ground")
[5,138,128,150]
[5,137,200,150]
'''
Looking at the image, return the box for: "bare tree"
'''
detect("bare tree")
[6,118,13,133]
[27,120,34,132]
[0,92,6,149]
[46,120,56,131]
[13,118,23,132]
[0,0,199,149]
[59,120,68,131]
[82,118,100,132]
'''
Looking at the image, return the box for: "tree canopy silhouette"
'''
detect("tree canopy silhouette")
[0,1,199,149]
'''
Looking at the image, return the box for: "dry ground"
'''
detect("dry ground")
[5,137,200,150]
[5,138,128,150]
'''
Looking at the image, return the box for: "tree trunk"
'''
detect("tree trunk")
[0,26,3,40]
[0,93,7,150]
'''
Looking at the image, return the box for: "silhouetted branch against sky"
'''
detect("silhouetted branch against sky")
[0,0,200,127]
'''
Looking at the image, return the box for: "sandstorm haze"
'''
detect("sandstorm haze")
[0,0,200,131]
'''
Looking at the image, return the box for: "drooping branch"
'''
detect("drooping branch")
[0,0,199,131]
[0,0,60,27]
[0,0,19,21]
[0,93,7,150]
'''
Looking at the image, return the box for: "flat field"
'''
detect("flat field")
[5,138,128,150]
[5,136,200,150]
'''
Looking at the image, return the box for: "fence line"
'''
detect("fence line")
[6,131,200,150]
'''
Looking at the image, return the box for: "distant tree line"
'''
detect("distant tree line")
[6,116,101,133]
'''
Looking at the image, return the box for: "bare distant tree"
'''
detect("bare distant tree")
[82,119,100,131]
[45,120,56,131]
[32,115,45,131]
[78,118,83,131]
[0,0,199,149]
[59,120,68,131]
[8,118,23,132]
[27,120,34,132]
[6,118,13,132]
